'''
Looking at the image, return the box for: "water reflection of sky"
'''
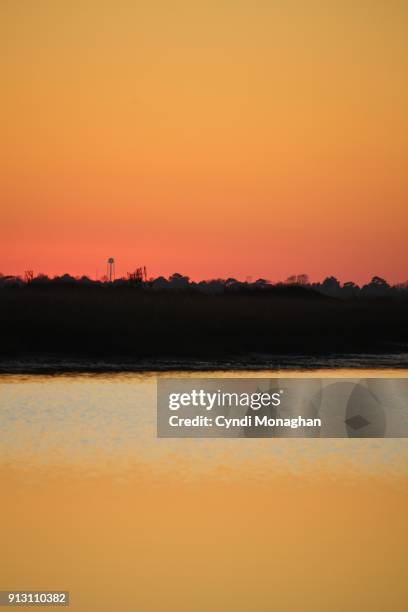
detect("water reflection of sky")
[1,371,407,480]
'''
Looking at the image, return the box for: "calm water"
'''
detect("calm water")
[1,370,408,611]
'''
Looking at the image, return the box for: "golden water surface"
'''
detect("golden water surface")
[1,370,407,611]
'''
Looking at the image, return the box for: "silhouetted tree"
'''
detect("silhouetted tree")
[342,281,359,297]
[296,274,309,285]
[128,268,144,283]
[362,276,390,296]
[371,276,389,287]
[24,270,34,284]
[168,273,190,289]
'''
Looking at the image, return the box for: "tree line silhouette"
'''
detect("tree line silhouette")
[1,270,407,298]
[1,266,407,369]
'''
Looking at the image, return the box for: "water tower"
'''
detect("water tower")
[107,257,115,282]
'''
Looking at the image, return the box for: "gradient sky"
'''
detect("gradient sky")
[1,0,407,283]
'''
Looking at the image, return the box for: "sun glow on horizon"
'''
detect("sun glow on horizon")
[1,0,407,283]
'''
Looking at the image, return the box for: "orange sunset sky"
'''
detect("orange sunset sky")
[1,0,407,283]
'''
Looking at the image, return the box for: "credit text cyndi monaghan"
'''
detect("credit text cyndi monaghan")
[168,415,322,429]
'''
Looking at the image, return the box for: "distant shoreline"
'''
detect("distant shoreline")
[2,284,407,373]
[1,352,407,374]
